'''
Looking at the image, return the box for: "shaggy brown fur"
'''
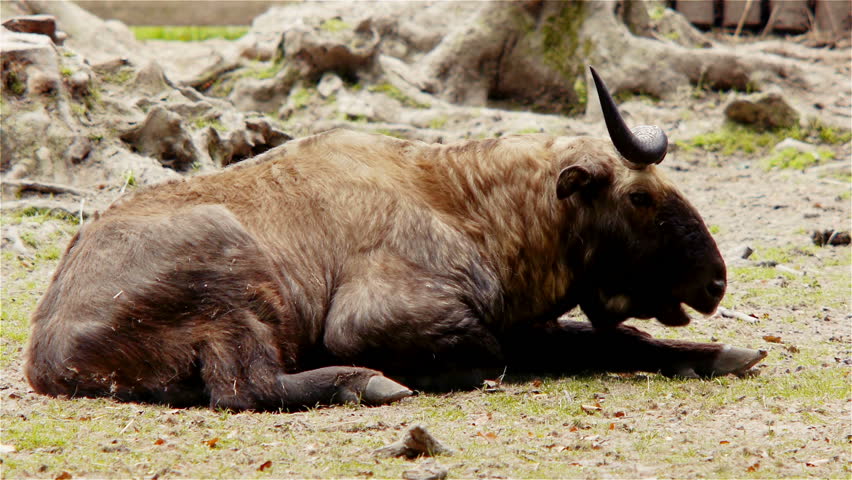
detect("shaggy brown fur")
[26,129,739,410]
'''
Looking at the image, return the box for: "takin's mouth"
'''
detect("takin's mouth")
[656,303,692,326]
[656,298,720,327]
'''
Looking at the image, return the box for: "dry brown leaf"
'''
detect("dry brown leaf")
[477,431,498,442]
[203,437,220,448]
[609,423,615,430]
[806,459,830,467]
[154,438,165,446]
[532,379,543,388]
[580,404,602,414]
[569,426,578,432]
[763,335,783,344]
[470,412,492,426]
[258,460,272,472]
[719,440,730,445]
[55,473,72,480]
[747,462,760,472]
[614,411,626,418]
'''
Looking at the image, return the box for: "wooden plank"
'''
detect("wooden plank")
[674,0,716,27]
[723,0,762,28]
[815,0,852,35]
[769,0,811,33]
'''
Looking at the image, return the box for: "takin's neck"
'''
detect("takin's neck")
[413,136,578,326]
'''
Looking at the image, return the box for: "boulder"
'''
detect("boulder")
[724,93,799,130]
[120,106,200,171]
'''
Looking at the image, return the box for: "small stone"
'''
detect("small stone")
[317,73,343,98]
[66,136,93,164]
[403,459,448,480]
[773,138,819,154]
[119,105,199,171]
[374,425,454,459]
[68,71,90,96]
[736,245,754,260]
[26,68,60,95]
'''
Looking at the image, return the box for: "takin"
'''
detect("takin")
[24,68,766,411]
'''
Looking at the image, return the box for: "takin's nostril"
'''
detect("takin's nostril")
[706,279,726,298]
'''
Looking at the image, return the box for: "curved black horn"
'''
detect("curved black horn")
[589,66,668,165]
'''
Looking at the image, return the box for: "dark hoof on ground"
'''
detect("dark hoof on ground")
[363,376,413,405]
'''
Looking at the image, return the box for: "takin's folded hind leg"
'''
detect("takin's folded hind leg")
[196,311,413,411]
[502,319,767,378]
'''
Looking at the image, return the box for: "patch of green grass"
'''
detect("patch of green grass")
[320,18,350,33]
[812,119,852,144]
[208,61,285,97]
[573,75,587,110]
[8,207,79,225]
[6,70,26,96]
[663,31,680,41]
[727,262,847,313]
[679,120,852,158]
[514,128,540,135]
[760,148,830,171]
[373,128,406,139]
[123,169,137,188]
[751,245,818,264]
[708,224,721,235]
[60,67,73,78]
[35,245,62,261]
[18,232,38,249]
[290,87,314,110]
[130,26,248,42]
[70,102,87,117]
[101,67,134,85]
[368,83,430,109]
[428,116,448,130]
[649,4,666,21]
[677,123,794,155]
[192,116,227,132]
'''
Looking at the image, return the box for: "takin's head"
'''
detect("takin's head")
[556,67,726,329]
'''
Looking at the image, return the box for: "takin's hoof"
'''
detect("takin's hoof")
[662,345,768,379]
[710,345,767,378]
[362,375,414,405]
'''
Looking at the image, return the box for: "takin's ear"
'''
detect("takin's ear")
[557,164,610,199]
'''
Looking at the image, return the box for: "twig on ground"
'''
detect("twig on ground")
[775,264,804,276]
[1,198,97,219]
[718,307,758,323]
[734,0,754,38]
[3,179,95,197]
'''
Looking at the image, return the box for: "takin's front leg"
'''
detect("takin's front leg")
[502,319,766,378]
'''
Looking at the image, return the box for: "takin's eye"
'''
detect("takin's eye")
[629,191,654,208]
